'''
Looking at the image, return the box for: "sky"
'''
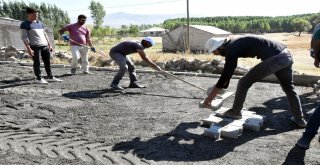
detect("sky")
[22,0,320,23]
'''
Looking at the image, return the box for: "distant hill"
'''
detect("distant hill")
[104,12,186,28]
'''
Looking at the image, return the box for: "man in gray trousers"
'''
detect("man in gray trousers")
[109,37,162,90]
[203,35,307,128]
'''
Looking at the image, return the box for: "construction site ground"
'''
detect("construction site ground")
[0,63,319,165]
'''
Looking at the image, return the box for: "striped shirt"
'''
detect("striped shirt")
[20,20,48,47]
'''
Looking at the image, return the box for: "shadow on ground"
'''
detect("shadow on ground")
[111,92,316,163]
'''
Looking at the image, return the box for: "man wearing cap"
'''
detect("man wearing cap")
[109,37,162,90]
[20,7,63,84]
[203,35,307,128]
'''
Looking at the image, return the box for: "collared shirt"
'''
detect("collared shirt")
[110,41,144,55]
[20,20,48,47]
[61,23,90,45]
[216,35,287,88]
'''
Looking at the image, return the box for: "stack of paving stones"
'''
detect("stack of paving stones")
[199,92,266,139]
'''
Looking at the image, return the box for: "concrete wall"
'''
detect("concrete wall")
[141,31,166,37]
[162,25,230,53]
[0,18,54,50]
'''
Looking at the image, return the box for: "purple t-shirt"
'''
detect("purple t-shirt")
[61,23,90,45]
[110,41,144,55]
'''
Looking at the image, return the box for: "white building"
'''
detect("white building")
[140,27,167,37]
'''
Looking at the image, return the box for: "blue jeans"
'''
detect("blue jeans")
[303,105,320,138]
[109,52,137,85]
[232,50,304,119]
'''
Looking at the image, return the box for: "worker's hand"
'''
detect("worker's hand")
[90,47,96,53]
[62,34,69,42]
[203,96,214,108]
[27,49,34,57]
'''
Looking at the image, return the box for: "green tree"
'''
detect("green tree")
[89,0,106,28]
[291,18,312,36]
[129,24,139,37]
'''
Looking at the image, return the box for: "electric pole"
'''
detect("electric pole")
[186,0,190,53]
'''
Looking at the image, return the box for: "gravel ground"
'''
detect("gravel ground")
[0,63,319,165]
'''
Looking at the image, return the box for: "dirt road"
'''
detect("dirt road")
[0,63,319,165]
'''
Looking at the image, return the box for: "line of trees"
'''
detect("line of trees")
[0,0,70,39]
[163,13,320,35]
[1,0,319,39]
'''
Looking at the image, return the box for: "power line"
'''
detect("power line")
[66,0,184,12]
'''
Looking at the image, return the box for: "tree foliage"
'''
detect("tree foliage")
[0,0,70,39]
[162,13,320,34]
[89,0,106,29]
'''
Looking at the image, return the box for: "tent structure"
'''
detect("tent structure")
[161,25,231,53]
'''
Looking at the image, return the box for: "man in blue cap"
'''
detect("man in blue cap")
[109,37,162,90]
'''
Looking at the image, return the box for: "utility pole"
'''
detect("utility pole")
[186,0,190,53]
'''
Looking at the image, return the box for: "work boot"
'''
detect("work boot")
[110,84,124,90]
[296,135,313,149]
[290,117,307,128]
[128,82,146,88]
[219,109,242,119]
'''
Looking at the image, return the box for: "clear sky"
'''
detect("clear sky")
[22,0,320,22]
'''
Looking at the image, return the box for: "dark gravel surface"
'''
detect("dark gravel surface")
[0,63,319,165]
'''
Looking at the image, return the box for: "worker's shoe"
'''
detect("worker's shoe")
[110,84,124,90]
[128,82,145,88]
[71,68,76,75]
[48,77,63,82]
[35,78,48,84]
[219,109,242,119]
[83,71,93,75]
[296,135,313,149]
[290,117,307,128]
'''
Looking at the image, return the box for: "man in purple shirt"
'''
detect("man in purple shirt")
[59,14,95,75]
[203,35,307,128]
[109,37,162,90]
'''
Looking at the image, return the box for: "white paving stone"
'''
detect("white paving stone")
[199,99,223,111]
[202,107,266,139]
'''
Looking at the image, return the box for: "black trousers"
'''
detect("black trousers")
[30,46,53,80]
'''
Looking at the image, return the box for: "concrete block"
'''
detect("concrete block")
[199,99,223,111]
[229,119,246,127]
[221,125,243,139]
[204,125,222,139]
[19,62,33,66]
[90,66,99,71]
[217,91,234,100]
[51,64,65,68]
[97,67,115,71]
[214,107,230,116]
[244,118,264,132]
[0,61,13,64]
[201,114,233,127]
[242,110,256,117]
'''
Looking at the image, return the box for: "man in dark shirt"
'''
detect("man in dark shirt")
[109,37,162,90]
[203,35,307,128]
[295,28,320,148]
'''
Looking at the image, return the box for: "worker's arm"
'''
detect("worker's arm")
[203,85,221,107]
[43,30,53,52]
[137,49,161,71]
[313,39,320,68]
[20,29,33,56]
